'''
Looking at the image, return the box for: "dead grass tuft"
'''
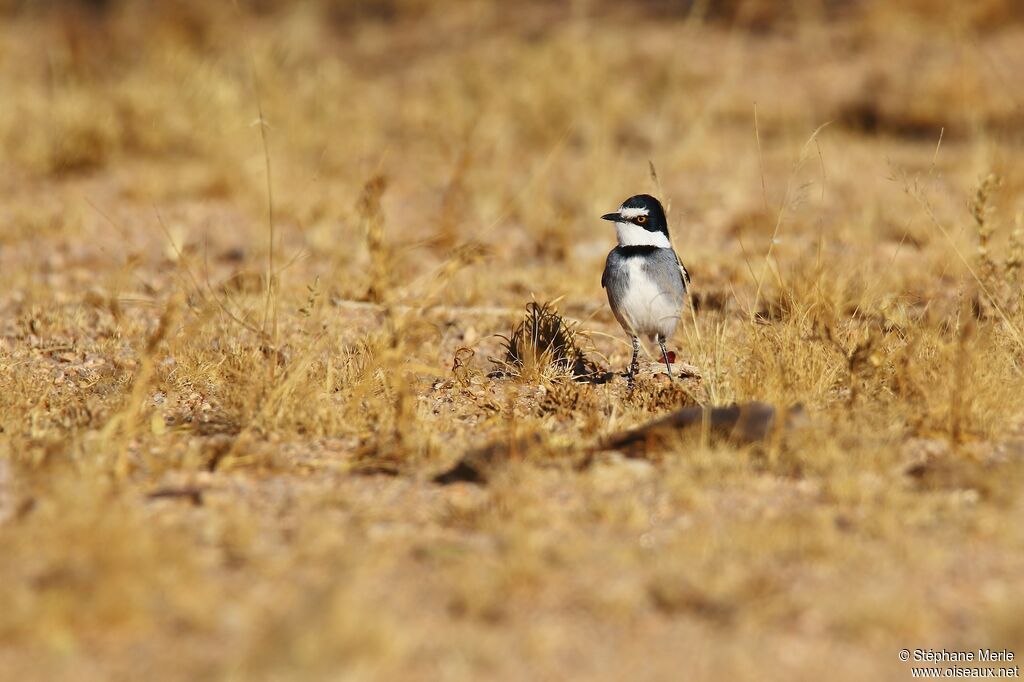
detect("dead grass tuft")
[496,301,600,381]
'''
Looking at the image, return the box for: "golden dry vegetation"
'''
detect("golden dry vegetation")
[2,1,1024,680]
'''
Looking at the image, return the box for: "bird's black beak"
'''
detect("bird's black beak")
[601,212,621,222]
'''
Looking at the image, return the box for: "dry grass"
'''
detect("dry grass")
[2,1,1024,680]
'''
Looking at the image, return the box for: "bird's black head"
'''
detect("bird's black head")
[601,194,669,236]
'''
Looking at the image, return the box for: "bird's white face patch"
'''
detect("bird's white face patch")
[615,221,671,248]
[618,206,650,219]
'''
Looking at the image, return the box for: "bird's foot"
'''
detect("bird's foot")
[657,339,675,382]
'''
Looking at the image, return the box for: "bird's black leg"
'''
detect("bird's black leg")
[627,335,640,386]
[658,335,674,381]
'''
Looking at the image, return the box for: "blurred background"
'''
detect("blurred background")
[2,0,1022,312]
[2,2,1024,682]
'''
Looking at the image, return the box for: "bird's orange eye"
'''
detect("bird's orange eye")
[636,215,647,224]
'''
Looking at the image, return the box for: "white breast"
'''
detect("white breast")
[612,258,683,341]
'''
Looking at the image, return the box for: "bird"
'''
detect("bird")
[600,194,690,385]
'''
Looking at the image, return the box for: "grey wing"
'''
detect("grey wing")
[601,249,620,289]
[676,252,691,288]
[644,249,688,298]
